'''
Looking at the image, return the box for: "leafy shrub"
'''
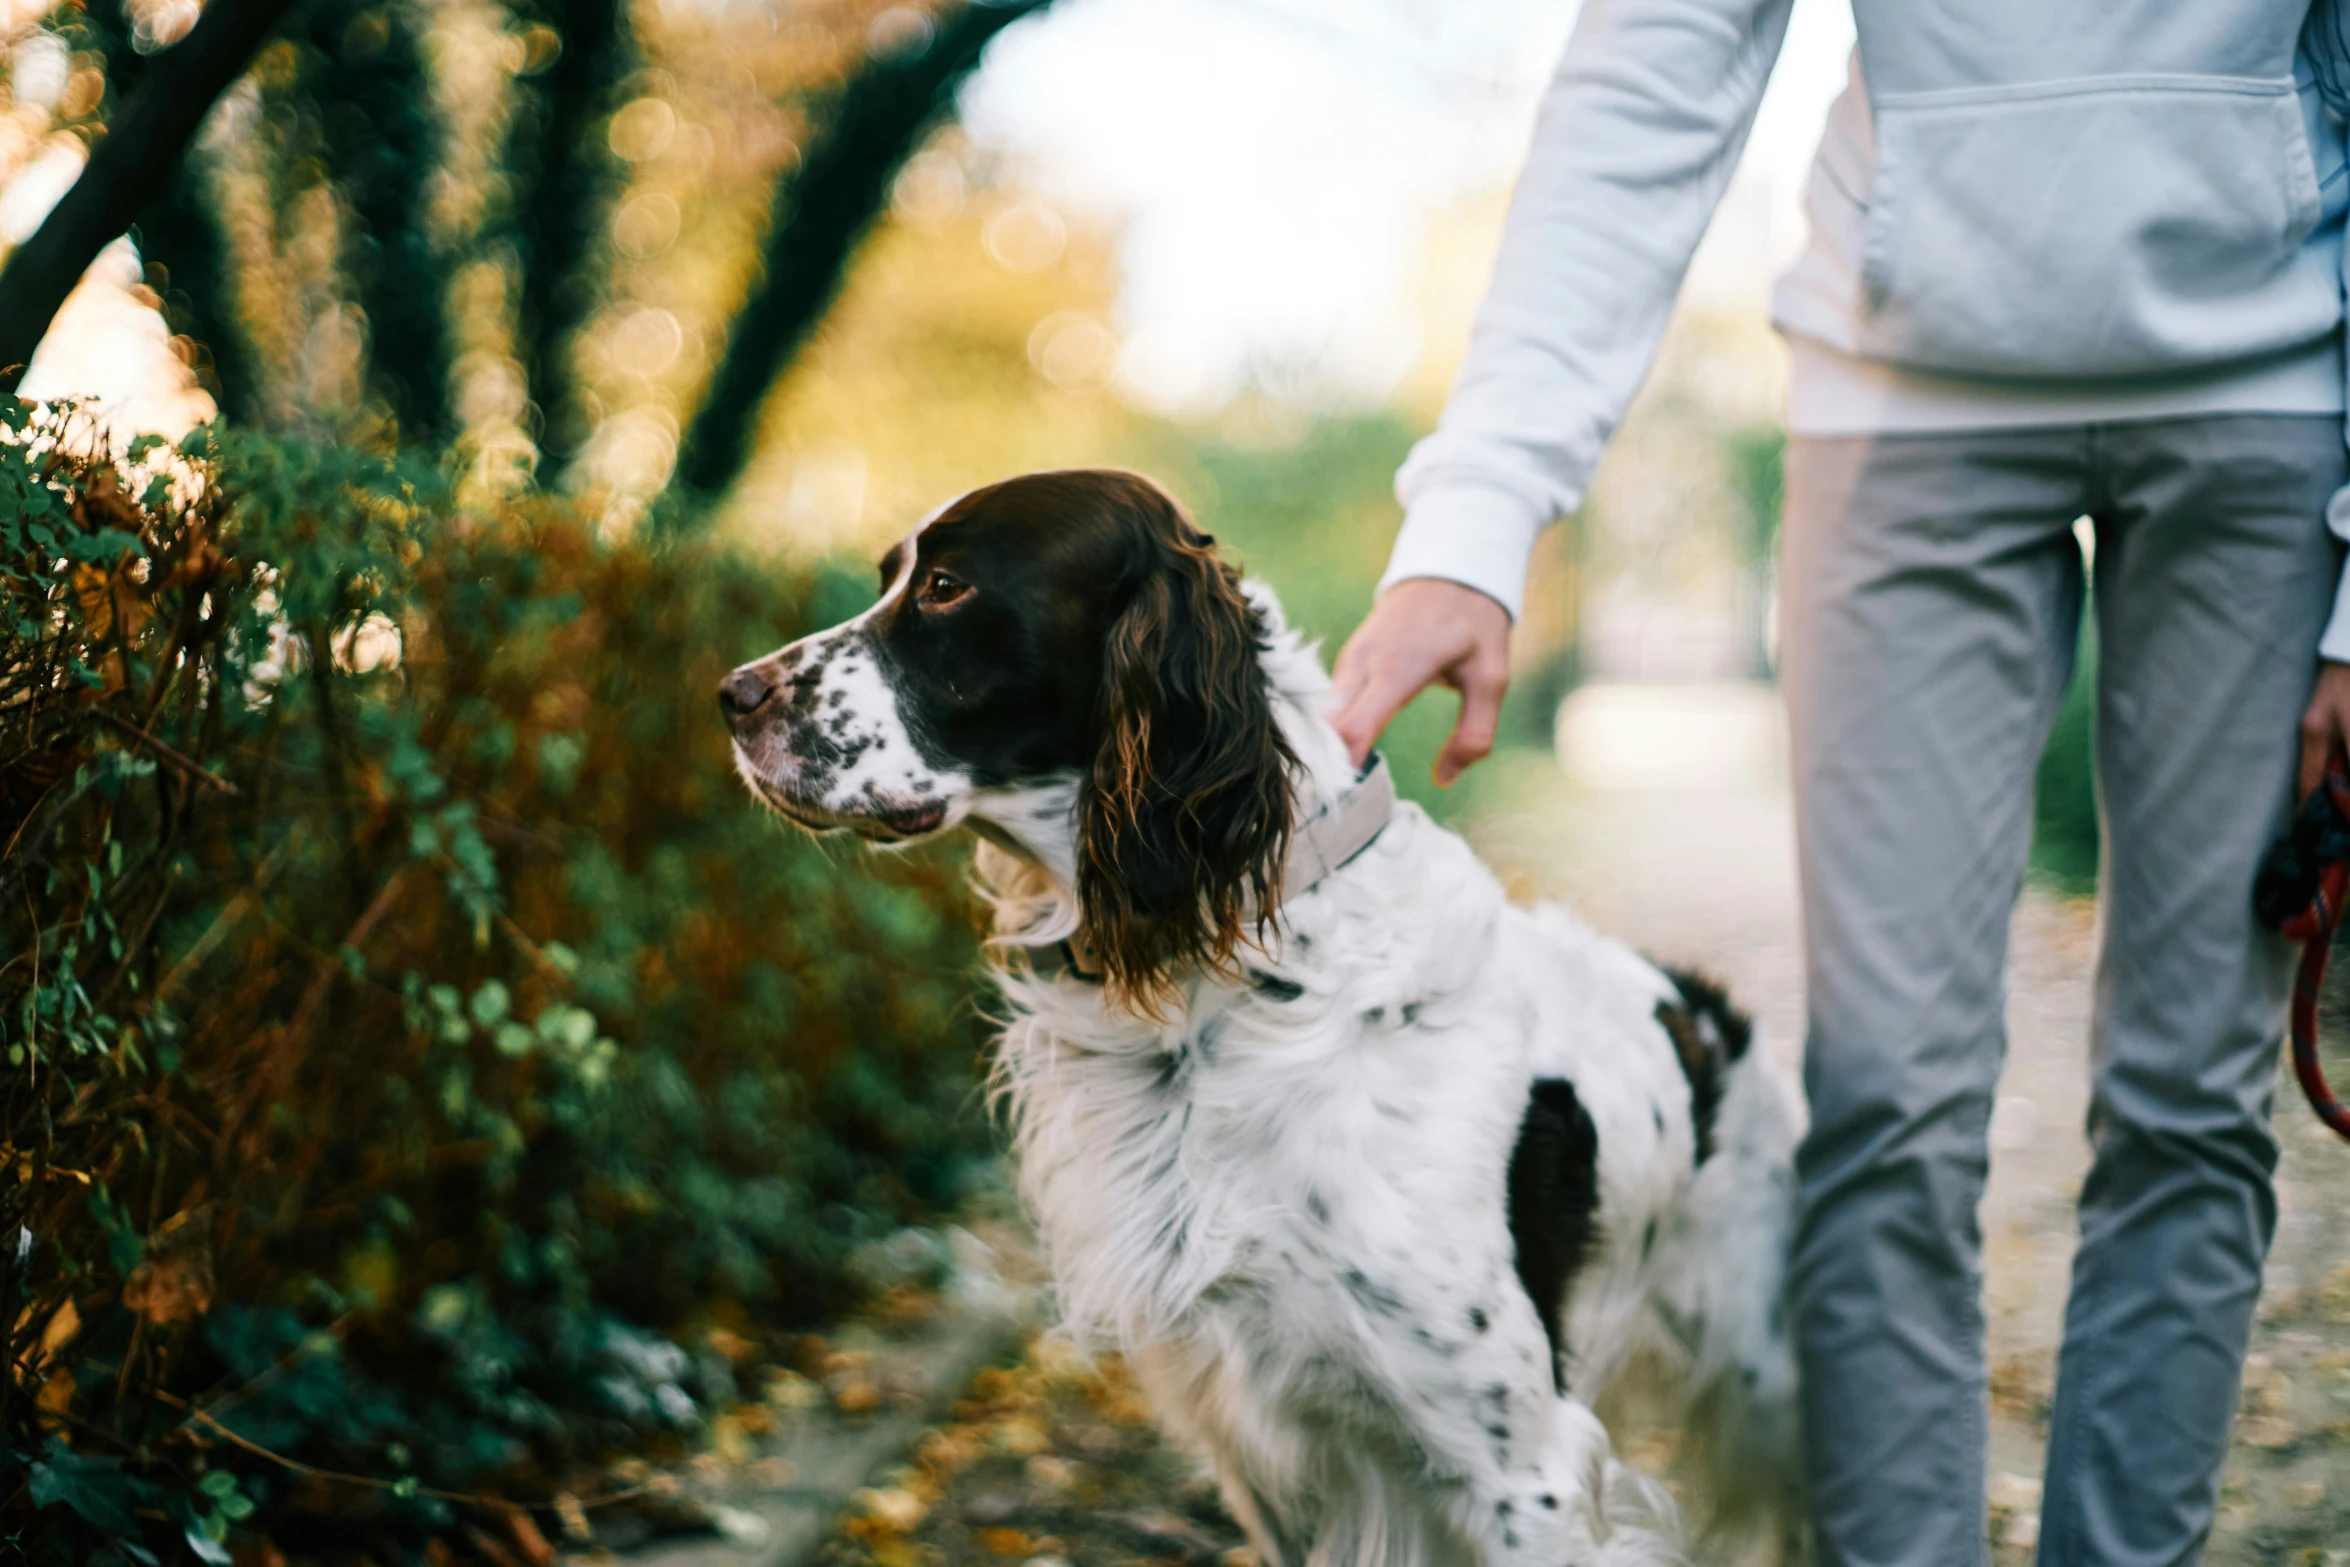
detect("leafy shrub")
[1,402,990,1558]
[1132,414,1578,814]
[2032,613,2101,894]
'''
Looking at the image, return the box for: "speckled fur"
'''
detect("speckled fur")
[979,596,1799,1565]
[738,576,1802,1565]
[728,519,976,839]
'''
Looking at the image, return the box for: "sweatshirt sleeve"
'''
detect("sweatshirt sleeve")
[2318,489,2350,663]
[2271,1,2350,661]
[1382,0,1798,619]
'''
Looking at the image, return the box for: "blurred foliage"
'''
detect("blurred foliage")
[507,0,635,464]
[674,0,1047,496]
[0,402,990,1558]
[3,0,1038,505]
[1135,415,1572,815]
[2033,612,2101,895]
[713,160,1598,814]
[1,0,1579,1555]
[0,0,1828,1557]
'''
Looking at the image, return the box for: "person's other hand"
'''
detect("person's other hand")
[1330,578,1512,786]
[2298,659,2350,801]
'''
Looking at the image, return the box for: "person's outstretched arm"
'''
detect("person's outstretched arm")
[1333,0,1796,779]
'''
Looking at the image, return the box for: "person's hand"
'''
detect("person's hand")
[2298,660,2350,801]
[1330,578,1512,786]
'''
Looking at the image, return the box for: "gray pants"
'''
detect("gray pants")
[1778,416,2345,1567]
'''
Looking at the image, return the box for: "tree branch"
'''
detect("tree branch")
[313,0,452,443]
[510,0,631,469]
[669,0,1052,506]
[0,0,304,395]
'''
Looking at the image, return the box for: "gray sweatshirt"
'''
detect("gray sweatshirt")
[1385,0,2350,657]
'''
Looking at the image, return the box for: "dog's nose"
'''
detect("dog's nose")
[718,667,774,723]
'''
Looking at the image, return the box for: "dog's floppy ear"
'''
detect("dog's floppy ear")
[1075,484,1295,1012]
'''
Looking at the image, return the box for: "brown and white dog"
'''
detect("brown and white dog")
[722,470,1802,1566]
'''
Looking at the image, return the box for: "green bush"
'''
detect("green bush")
[1135,414,1573,815]
[2032,612,2101,895]
[1,403,990,1557]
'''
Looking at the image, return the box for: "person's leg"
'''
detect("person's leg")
[1781,429,2092,1567]
[2037,415,2345,1567]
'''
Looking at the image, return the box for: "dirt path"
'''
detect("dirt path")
[803,707,2350,1565]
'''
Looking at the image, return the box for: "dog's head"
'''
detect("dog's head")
[722,469,1297,1003]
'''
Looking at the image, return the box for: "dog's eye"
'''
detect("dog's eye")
[917,569,972,609]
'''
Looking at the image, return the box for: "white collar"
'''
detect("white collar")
[1034,753,1396,984]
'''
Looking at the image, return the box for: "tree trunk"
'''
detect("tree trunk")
[669,0,1052,507]
[0,0,304,396]
[509,0,632,468]
[311,0,454,444]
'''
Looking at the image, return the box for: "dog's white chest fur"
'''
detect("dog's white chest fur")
[997,806,1689,1355]
[987,798,1782,1565]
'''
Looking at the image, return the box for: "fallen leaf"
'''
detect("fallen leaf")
[1988,1472,2042,1512]
[2238,1415,2296,1450]
[994,1418,1050,1457]
[229,1539,288,1567]
[496,1503,554,1567]
[460,1524,518,1567]
[1023,1453,1074,1488]
[765,1367,821,1410]
[123,1250,215,1325]
[32,1299,80,1378]
[1117,1509,1217,1557]
[711,1412,753,1463]
[858,1486,927,1533]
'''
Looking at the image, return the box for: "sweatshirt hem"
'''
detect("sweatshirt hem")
[1783,332,2347,436]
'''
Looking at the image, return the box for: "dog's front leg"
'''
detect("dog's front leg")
[1386,1293,1680,1566]
[1214,1464,1310,1567]
[1127,1338,1313,1567]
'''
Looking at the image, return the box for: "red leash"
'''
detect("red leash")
[2272,755,2350,1142]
